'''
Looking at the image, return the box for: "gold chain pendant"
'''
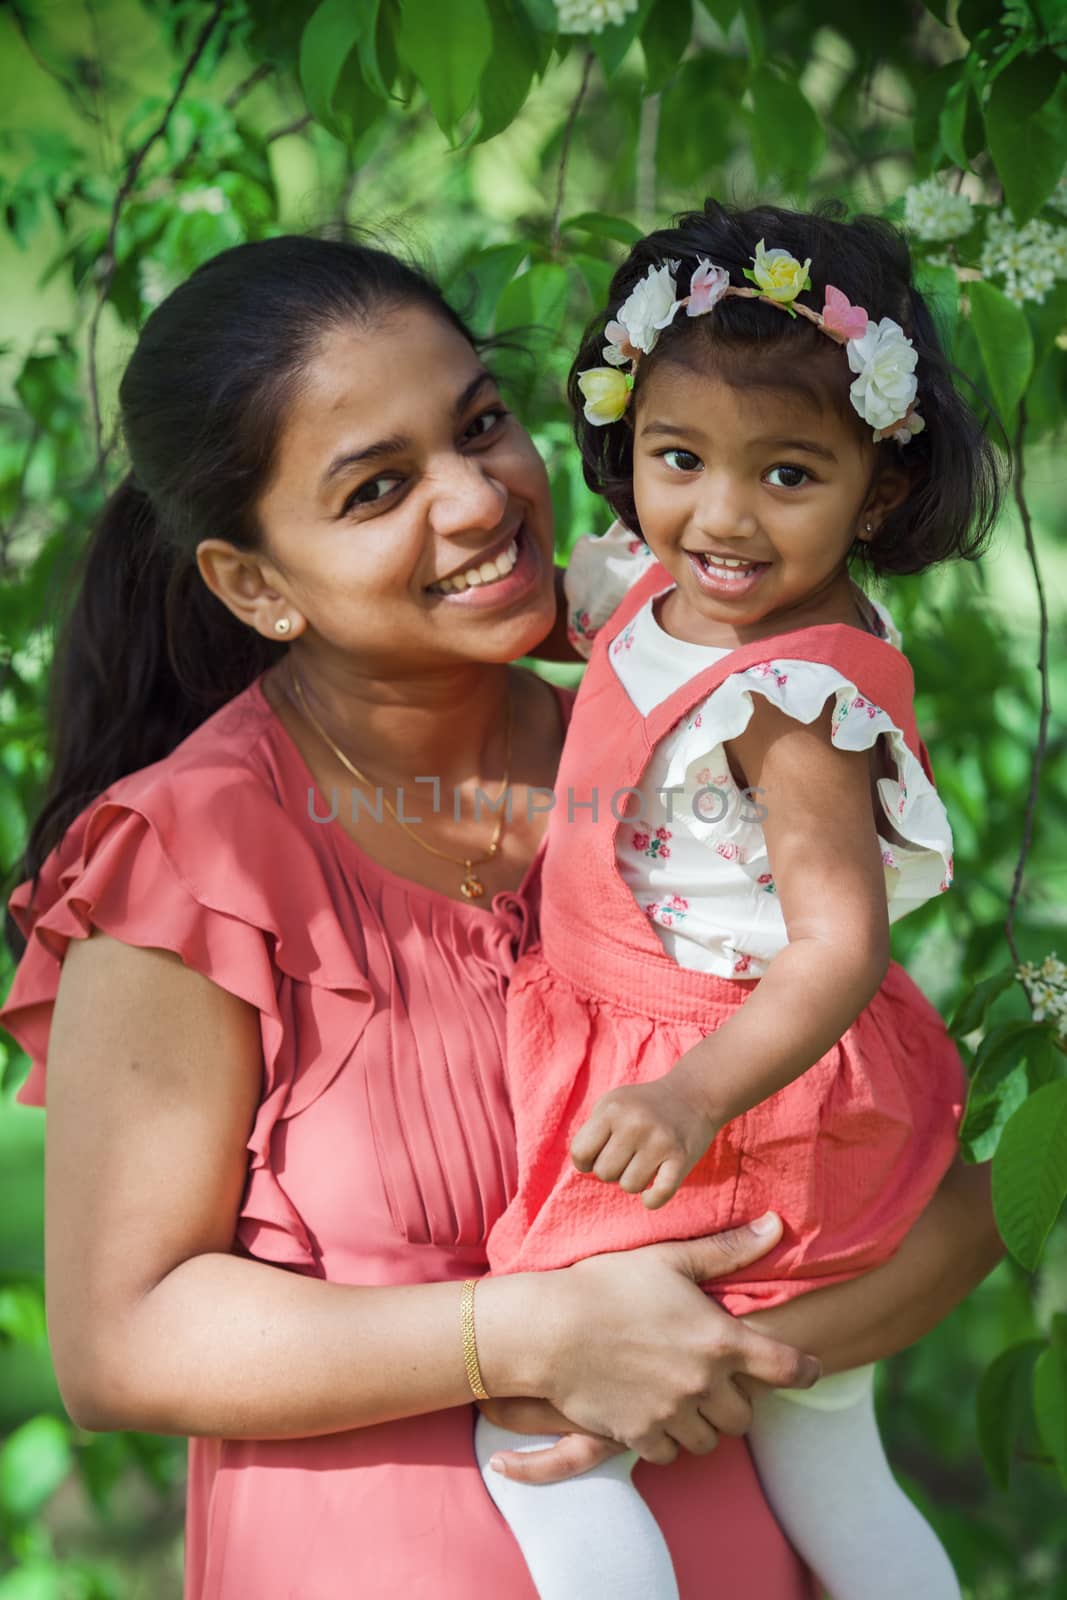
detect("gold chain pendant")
[460,865,486,900]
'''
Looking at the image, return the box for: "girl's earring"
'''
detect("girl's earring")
[274,617,292,635]
[864,521,874,536]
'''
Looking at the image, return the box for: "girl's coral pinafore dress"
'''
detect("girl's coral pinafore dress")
[487,562,966,1310]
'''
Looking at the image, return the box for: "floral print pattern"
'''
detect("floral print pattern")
[610,619,637,657]
[746,662,789,690]
[567,607,596,650]
[630,822,671,860]
[646,894,689,928]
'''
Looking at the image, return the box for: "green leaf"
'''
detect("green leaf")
[957,0,1004,38]
[299,0,380,133]
[562,211,643,245]
[593,0,654,77]
[912,63,963,174]
[395,0,493,136]
[574,251,617,305]
[738,0,764,63]
[949,966,1017,1038]
[939,80,983,171]
[967,279,1034,431]
[992,1080,1067,1270]
[977,1340,1043,1490]
[517,0,559,26]
[985,52,1067,225]
[746,66,824,185]
[641,0,693,95]
[475,0,536,142]
[0,1416,73,1522]
[0,1276,46,1348]
[657,56,738,188]
[1034,1315,1067,1490]
[446,241,529,328]
[496,262,571,344]
[697,0,738,24]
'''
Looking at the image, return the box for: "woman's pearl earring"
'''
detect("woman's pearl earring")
[274,617,292,635]
[864,521,874,535]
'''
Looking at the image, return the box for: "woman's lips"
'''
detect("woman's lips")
[425,523,542,609]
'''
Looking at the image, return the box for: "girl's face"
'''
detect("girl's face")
[632,359,901,643]
[245,306,556,672]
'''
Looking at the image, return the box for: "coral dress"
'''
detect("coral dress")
[0,674,816,1600]
[487,561,966,1309]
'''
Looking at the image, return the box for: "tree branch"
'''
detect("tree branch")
[1004,400,1052,966]
[266,112,313,144]
[550,52,596,257]
[224,60,272,110]
[85,0,227,473]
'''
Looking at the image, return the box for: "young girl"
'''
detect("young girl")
[472,200,1001,1598]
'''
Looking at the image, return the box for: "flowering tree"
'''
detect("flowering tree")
[0,0,1065,1592]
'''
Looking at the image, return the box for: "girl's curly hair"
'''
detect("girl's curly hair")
[568,197,1002,577]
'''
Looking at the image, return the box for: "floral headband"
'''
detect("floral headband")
[577,240,925,446]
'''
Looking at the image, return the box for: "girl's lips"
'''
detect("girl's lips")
[686,549,769,600]
[425,523,543,609]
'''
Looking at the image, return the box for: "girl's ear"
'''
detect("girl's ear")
[859,461,912,541]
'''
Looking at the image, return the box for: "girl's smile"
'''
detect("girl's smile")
[632,362,907,648]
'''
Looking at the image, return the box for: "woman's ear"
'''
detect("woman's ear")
[196,539,306,642]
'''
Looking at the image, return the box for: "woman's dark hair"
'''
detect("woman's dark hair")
[8,235,480,955]
[569,197,1002,576]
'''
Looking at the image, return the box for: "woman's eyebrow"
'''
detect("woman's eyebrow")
[319,370,498,489]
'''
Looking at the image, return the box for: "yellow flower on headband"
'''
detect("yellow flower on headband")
[577,366,632,425]
[744,240,812,312]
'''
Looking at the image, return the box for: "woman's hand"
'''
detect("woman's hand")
[485,1212,820,1470]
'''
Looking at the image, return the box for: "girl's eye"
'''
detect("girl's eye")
[343,474,405,513]
[766,464,811,489]
[661,448,702,472]
[463,406,508,442]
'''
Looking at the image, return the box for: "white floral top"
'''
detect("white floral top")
[563,523,954,978]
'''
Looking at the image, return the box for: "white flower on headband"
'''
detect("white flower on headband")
[609,261,682,356]
[686,258,731,316]
[846,317,919,432]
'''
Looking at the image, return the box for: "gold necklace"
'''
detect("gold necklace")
[289,669,513,901]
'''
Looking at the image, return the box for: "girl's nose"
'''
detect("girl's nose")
[694,472,757,543]
[429,454,509,538]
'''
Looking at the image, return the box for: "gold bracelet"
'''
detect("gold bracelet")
[459,1277,490,1400]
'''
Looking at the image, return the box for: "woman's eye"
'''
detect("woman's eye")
[766,464,811,489]
[464,406,508,442]
[662,448,702,472]
[344,475,404,512]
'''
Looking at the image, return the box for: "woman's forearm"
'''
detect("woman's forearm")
[70,1258,544,1438]
[745,1158,1004,1372]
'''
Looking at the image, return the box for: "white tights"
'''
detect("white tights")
[474,1367,960,1600]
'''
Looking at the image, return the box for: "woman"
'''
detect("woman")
[1,236,1001,1599]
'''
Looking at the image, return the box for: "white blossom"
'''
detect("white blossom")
[1018,954,1067,1045]
[139,259,182,309]
[846,318,919,430]
[614,261,682,354]
[903,178,974,243]
[979,208,1067,306]
[555,0,640,33]
[177,185,228,215]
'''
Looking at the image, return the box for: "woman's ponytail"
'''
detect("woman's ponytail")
[7,474,281,955]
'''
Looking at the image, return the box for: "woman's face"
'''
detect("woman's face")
[251,306,556,672]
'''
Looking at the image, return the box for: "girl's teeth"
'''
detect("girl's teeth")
[432,538,519,593]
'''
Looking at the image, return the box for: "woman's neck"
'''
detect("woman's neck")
[262,653,513,795]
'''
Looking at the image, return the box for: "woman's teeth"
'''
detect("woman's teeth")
[429,537,519,594]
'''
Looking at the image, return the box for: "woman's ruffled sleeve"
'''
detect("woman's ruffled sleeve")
[1,764,374,1274]
[660,653,954,920]
[563,522,657,659]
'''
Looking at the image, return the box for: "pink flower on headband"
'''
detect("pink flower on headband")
[686,258,730,316]
[821,285,868,343]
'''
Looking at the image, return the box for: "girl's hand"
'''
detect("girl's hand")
[476,1397,627,1484]
[569,1064,717,1210]
[521,1214,820,1465]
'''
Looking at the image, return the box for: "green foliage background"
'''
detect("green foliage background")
[0,0,1065,1593]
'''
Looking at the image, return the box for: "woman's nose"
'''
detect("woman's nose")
[429,454,508,537]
